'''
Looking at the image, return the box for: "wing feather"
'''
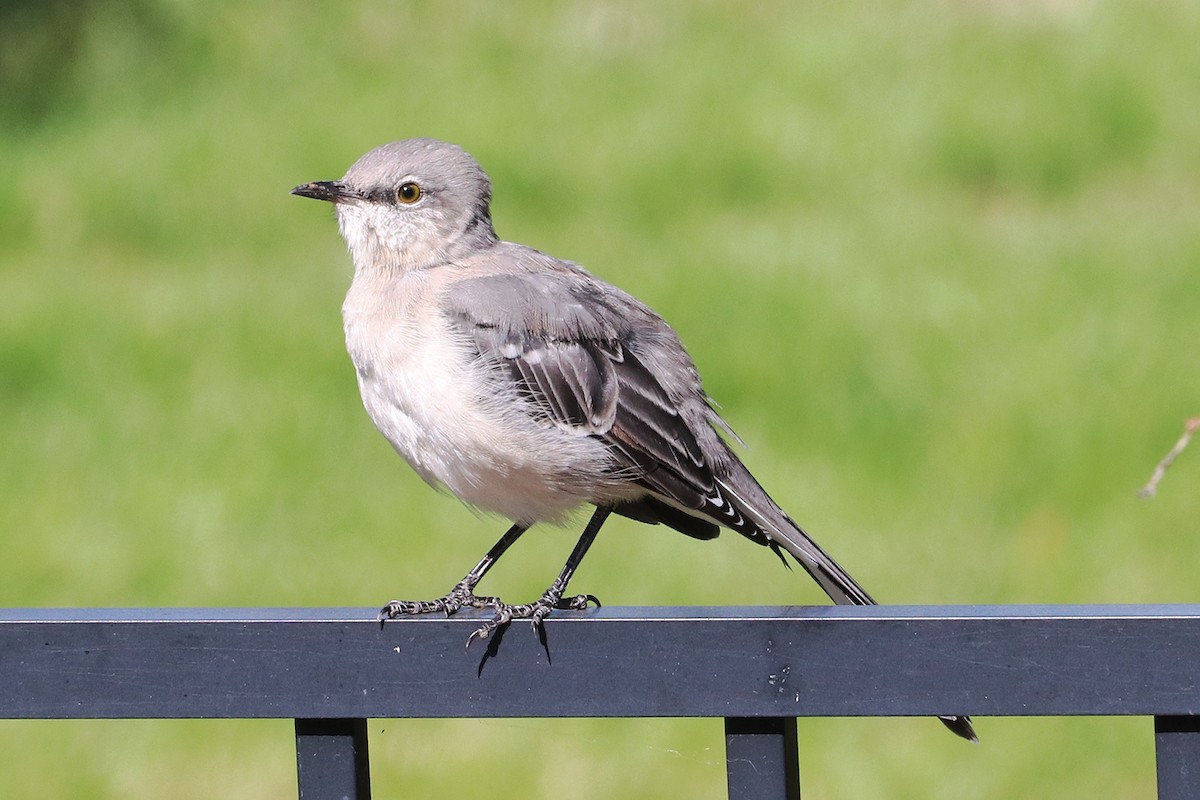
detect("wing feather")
[448,273,715,500]
[444,269,879,608]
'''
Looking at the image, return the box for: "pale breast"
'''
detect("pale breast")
[341,271,625,525]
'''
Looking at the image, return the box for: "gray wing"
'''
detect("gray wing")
[447,268,966,737]
[444,267,876,607]
[444,270,737,540]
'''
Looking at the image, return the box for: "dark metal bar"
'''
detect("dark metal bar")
[3,606,1200,720]
[725,717,800,800]
[295,718,371,800]
[1155,716,1200,800]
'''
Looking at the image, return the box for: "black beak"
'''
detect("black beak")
[290,180,360,203]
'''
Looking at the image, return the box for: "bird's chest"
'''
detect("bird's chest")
[342,279,473,472]
[337,272,615,525]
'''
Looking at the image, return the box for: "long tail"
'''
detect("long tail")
[716,466,978,743]
[715,469,874,607]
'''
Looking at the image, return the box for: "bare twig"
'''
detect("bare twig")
[1139,417,1200,498]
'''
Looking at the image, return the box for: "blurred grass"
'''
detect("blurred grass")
[1,1,1197,797]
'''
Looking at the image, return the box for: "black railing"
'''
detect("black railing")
[3,605,1199,798]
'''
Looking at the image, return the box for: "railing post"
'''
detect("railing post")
[1155,716,1200,800]
[724,716,800,800]
[295,718,372,800]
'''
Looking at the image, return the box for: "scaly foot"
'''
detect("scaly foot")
[378,580,496,621]
[466,588,599,647]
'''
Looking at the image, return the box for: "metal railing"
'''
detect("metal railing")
[2,605,1199,798]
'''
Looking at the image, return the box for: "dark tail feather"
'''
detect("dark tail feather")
[940,715,979,742]
[716,473,874,606]
[717,468,979,743]
[790,540,876,606]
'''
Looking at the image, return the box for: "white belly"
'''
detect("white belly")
[343,273,619,525]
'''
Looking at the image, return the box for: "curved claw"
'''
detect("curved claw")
[378,600,418,621]
[558,593,601,611]
[459,585,600,648]
[466,623,494,650]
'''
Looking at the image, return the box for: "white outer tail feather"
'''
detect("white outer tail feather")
[716,476,875,606]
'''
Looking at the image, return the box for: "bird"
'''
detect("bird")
[292,138,976,741]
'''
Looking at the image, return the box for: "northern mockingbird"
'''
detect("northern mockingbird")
[292,138,974,741]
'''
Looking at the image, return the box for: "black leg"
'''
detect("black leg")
[379,523,528,620]
[467,506,612,645]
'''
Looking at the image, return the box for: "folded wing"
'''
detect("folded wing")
[444,267,873,604]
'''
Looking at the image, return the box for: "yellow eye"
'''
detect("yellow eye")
[396,182,422,204]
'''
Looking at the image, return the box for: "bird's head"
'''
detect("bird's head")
[292,138,498,275]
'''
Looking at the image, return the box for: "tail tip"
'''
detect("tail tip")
[939,715,979,743]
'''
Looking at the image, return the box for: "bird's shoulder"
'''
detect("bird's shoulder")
[442,242,666,343]
[439,241,734,446]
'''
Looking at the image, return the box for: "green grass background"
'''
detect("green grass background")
[2,1,1198,797]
